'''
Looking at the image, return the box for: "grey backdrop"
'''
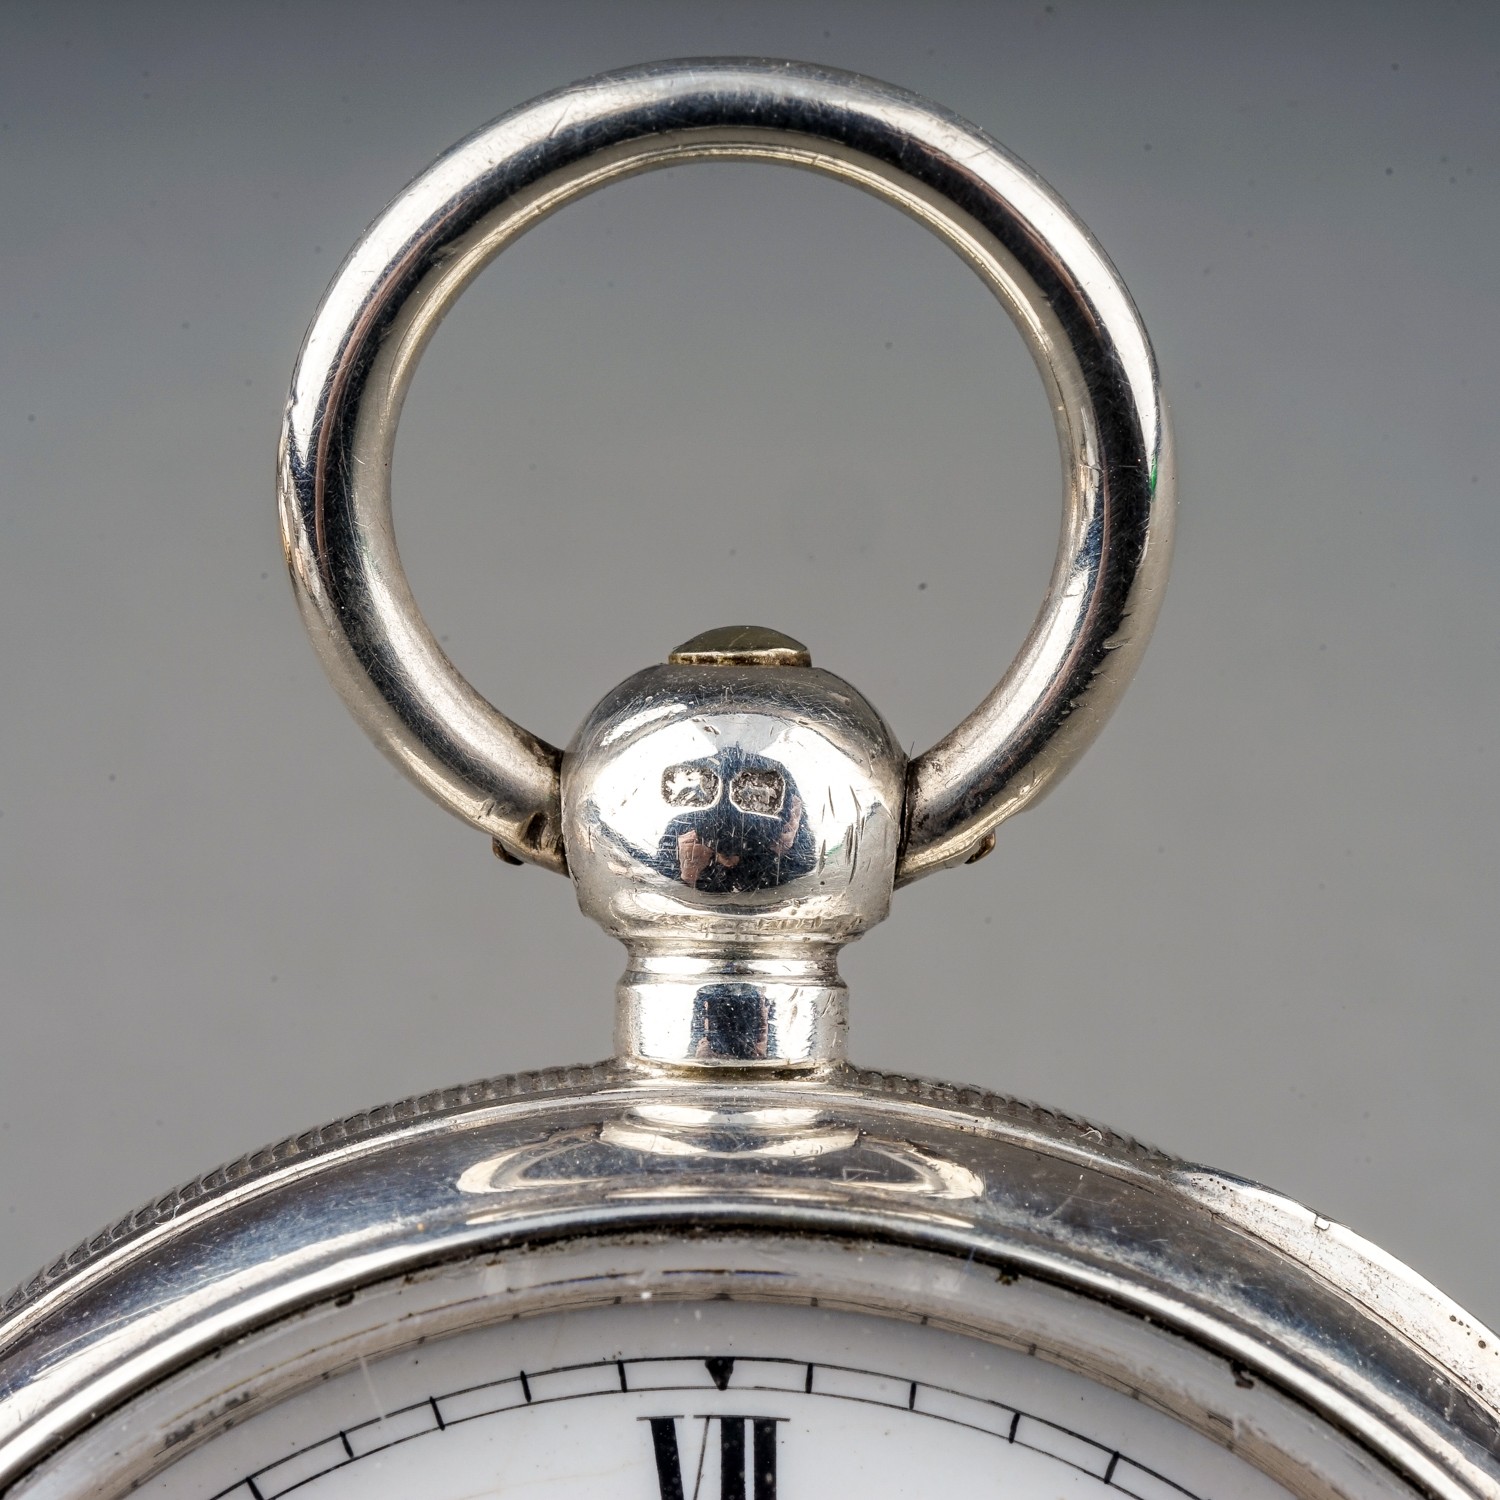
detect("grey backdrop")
[3,1,1497,1330]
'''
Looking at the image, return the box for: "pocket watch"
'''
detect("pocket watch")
[1,59,1495,1500]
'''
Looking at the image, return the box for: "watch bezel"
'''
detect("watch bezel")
[0,1065,1496,1498]
[0,1232,1424,1500]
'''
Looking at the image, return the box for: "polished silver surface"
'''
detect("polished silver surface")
[0,1068,1495,1497]
[563,636,903,1069]
[278,58,1174,880]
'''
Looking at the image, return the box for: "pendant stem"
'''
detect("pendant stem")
[616,947,848,1071]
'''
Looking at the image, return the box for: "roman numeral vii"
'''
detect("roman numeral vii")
[647,1415,781,1500]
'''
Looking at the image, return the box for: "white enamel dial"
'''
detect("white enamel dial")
[112,1302,1287,1500]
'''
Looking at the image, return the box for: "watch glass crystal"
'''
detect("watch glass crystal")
[74,1300,1295,1500]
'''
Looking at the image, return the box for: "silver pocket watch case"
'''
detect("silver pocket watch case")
[1,59,1495,1500]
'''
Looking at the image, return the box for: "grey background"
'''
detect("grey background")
[2,0,1497,1329]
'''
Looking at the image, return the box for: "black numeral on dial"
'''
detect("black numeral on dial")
[648,1415,781,1500]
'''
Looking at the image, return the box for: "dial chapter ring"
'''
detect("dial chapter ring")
[277,59,1174,878]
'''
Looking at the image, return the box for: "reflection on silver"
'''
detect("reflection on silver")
[277,59,1174,880]
[599,1102,861,1159]
[565,653,903,1069]
[455,1110,983,1202]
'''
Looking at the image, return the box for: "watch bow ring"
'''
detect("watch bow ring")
[277,57,1174,883]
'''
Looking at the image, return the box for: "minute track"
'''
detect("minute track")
[207,1353,1206,1500]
